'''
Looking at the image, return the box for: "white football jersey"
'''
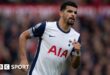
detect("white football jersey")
[28,21,80,75]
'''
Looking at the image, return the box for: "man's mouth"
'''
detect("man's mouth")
[69,18,75,22]
[69,17,75,21]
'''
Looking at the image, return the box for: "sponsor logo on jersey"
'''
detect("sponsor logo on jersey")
[48,45,68,58]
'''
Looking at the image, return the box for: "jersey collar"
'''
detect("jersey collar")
[56,21,70,33]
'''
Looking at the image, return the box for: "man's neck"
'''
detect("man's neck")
[58,18,70,32]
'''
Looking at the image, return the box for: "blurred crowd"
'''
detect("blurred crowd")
[0,1,110,75]
[78,15,110,75]
[0,0,110,5]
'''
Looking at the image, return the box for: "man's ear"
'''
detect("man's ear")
[59,11,63,17]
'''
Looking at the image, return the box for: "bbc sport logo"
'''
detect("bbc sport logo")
[4,64,10,70]
[0,64,29,70]
[0,64,3,70]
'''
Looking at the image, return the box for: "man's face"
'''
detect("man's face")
[61,6,77,25]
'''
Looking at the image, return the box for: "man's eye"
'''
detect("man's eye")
[67,10,73,13]
[74,11,77,14]
[67,10,77,14]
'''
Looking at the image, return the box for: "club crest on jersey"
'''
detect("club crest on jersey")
[48,45,68,58]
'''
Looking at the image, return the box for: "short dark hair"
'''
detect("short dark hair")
[60,1,78,11]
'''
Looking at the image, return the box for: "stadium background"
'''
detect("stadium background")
[0,0,110,75]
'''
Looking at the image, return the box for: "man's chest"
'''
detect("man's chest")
[42,29,75,60]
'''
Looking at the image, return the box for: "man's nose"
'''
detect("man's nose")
[71,12,76,16]
[71,14,75,18]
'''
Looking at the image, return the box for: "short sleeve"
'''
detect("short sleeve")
[28,22,46,37]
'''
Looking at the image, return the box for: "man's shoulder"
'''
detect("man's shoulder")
[46,21,57,25]
[45,21,57,28]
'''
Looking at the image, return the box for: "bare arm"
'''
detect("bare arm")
[71,40,81,69]
[71,52,80,69]
[19,30,31,71]
[19,22,46,72]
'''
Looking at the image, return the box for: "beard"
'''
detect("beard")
[67,18,75,26]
